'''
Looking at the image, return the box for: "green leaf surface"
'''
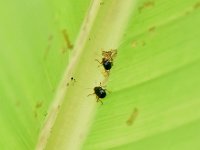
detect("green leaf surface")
[0,0,90,149]
[82,0,200,149]
[0,0,200,150]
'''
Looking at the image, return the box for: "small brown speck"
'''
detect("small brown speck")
[71,77,76,82]
[100,2,104,5]
[66,77,76,86]
[62,29,74,50]
[148,26,156,32]
[139,1,155,13]
[194,2,200,9]
[126,108,139,126]
[44,112,48,117]
[142,41,146,46]
[35,101,43,109]
[185,11,191,16]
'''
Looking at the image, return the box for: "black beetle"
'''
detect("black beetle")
[96,49,117,72]
[88,83,107,104]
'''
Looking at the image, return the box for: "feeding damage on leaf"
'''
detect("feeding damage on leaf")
[138,1,155,13]
[126,108,139,126]
[62,29,74,53]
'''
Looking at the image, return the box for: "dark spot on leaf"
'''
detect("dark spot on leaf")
[184,10,191,16]
[194,2,200,9]
[139,1,155,13]
[126,108,139,126]
[35,101,43,109]
[66,77,76,86]
[100,1,104,5]
[148,26,156,32]
[44,112,48,117]
[142,41,146,46]
[62,29,74,52]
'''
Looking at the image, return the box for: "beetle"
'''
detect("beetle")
[99,58,113,71]
[96,49,117,73]
[88,83,107,104]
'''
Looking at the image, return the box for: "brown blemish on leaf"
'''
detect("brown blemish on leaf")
[126,108,139,126]
[66,77,76,86]
[100,2,104,5]
[194,2,200,9]
[35,101,43,109]
[139,1,155,13]
[44,35,53,60]
[148,26,156,33]
[131,40,146,48]
[44,112,48,117]
[185,10,191,16]
[62,29,74,52]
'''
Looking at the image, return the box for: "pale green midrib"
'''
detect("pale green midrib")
[35,0,102,149]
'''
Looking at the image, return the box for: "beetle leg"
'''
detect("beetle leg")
[87,93,95,97]
[97,98,103,105]
[95,59,102,68]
